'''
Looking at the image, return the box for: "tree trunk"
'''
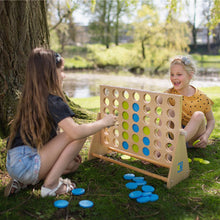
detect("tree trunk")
[0,0,49,137]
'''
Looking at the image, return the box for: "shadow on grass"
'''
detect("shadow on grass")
[0,140,219,220]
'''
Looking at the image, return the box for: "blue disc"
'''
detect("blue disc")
[72,188,85,196]
[132,103,140,112]
[54,200,69,208]
[150,194,159,202]
[122,141,129,150]
[132,124,139,133]
[142,185,155,192]
[129,191,142,199]
[124,173,135,180]
[133,177,145,182]
[126,182,138,190]
[137,181,147,186]
[143,147,150,156]
[137,196,150,203]
[142,192,152,197]
[132,114,139,122]
[143,137,150,146]
[79,200,94,208]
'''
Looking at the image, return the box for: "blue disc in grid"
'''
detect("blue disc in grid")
[143,147,150,156]
[143,137,150,146]
[132,124,139,133]
[132,114,139,122]
[122,141,129,150]
[132,103,139,112]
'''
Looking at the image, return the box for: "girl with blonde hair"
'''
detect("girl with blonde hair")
[166,55,215,148]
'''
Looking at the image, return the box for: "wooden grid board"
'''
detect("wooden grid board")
[99,85,182,167]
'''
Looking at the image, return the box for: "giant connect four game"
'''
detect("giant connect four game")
[88,85,190,188]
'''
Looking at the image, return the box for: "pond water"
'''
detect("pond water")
[63,71,220,98]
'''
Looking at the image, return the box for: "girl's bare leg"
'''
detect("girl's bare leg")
[38,132,86,191]
[184,111,206,143]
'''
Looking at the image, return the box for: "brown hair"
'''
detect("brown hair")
[8,48,65,150]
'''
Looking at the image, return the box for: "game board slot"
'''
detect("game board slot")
[92,152,169,183]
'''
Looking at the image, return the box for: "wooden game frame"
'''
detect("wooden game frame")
[88,85,190,188]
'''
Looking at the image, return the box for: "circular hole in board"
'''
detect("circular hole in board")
[104,98,109,105]
[143,105,151,114]
[167,97,175,106]
[143,115,150,124]
[113,138,119,147]
[167,120,175,129]
[144,94,151,103]
[104,88,109,96]
[104,108,110,114]
[154,150,161,159]
[113,99,119,108]
[123,90,129,99]
[133,92,140,101]
[166,143,173,151]
[154,140,161,148]
[113,89,119,98]
[155,95,163,104]
[167,109,175,118]
[155,117,161,126]
[167,132,174,140]
[113,129,119,137]
[113,109,118,116]
[165,153,172,162]
[155,106,162,116]
[104,135,109,144]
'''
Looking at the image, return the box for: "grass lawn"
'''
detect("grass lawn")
[0,87,219,220]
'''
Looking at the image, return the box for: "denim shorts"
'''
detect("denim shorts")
[6,145,41,185]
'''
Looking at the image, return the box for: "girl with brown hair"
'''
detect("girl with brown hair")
[4,48,116,197]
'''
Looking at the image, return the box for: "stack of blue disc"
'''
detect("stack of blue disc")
[123,173,159,203]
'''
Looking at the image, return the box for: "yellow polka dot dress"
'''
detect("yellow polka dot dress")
[165,86,214,126]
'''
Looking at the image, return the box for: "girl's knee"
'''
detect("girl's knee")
[192,111,205,121]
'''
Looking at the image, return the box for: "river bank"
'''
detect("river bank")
[63,72,220,98]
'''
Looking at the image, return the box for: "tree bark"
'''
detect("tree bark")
[0,0,49,137]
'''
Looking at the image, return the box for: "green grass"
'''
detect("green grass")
[0,87,220,220]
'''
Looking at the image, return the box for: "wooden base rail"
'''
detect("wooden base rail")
[92,153,168,183]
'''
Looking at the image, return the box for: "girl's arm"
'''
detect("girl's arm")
[58,114,116,140]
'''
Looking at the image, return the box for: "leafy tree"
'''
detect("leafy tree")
[0,0,49,137]
[132,4,189,75]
